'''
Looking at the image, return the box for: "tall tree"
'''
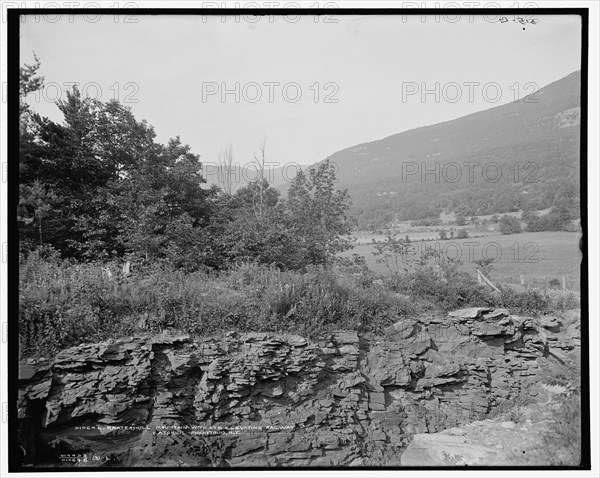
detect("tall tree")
[106,136,213,264]
[19,60,213,262]
[286,160,354,266]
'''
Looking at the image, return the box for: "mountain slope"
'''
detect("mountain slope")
[276,71,581,230]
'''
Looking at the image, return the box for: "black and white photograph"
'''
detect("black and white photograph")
[1,2,598,475]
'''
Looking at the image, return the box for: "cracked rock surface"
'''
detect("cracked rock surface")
[17,308,580,467]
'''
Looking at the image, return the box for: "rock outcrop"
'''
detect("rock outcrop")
[402,400,579,467]
[401,419,539,466]
[17,307,580,467]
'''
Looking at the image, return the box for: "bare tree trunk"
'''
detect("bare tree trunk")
[259,138,266,217]
[219,143,235,195]
[216,148,225,191]
[253,137,267,218]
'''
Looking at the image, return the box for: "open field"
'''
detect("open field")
[343,231,582,291]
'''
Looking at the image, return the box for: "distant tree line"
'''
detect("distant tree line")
[496,204,579,236]
[349,157,580,232]
[353,179,580,233]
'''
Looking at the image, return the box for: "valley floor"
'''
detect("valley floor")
[343,231,582,291]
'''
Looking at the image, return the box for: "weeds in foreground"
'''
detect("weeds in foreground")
[488,392,541,424]
[20,255,417,358]
[19,250,576,359]
[488,358,582,466]
[539,393,582,466]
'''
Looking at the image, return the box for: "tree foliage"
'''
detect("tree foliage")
[285,160,355,267]
[19,57,354,272]
[498,215,522,235]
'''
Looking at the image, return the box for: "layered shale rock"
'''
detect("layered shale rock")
[17,308,580,467]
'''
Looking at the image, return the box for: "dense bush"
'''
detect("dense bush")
[384,256,559,315]
[498,215,522,235]
[387,264,497,312]
[525,203,578,232]
[496,287,550,315]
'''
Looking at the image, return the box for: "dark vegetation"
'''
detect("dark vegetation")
[18,58,579,359]
[521,203,580,232]
[498,214,522,235]
[18,57,353,271]
[494,204,580,236]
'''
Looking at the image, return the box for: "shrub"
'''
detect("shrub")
[387,263,496,312]
[232,264,415,337]
[454,214,467,226]
[548,278,561,288]
[498,215,522,235]
[372,231,412,276]
[488,392,540,424]
[344,286,415,335]
[496,287,550,315]
[385,260,554,316]
[19,250,135,357]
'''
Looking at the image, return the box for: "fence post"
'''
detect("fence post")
[476,269,501,293]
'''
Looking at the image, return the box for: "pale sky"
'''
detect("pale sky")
[20,13,582,170]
